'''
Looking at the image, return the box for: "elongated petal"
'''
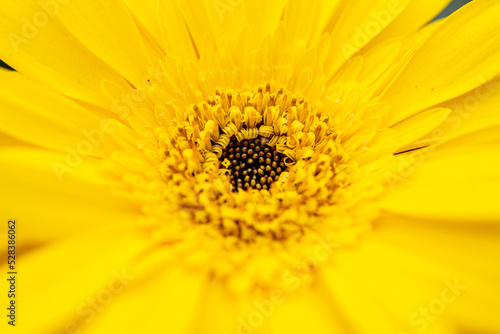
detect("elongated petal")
[363,0,450,50]
[158,0,198,58]
[419,78,500,145]
[0,1,130,106]
[0,69,105,156]
[0,229,151,334]
[55,0,154,87]
[325,0,413,78]
[0,147,140,248]
[122,0,163,45]
[82,259,207,334]
[323,215,500,333]
[381,0,500,125]
[380,127,500,222]
[391,107,451,151]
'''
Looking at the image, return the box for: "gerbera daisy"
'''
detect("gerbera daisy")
[1,0,499,333]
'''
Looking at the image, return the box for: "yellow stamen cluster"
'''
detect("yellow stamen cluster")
[151,84,362,242]
[101,74,399,290]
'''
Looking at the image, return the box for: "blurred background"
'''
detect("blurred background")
[433,0,472,20]
[0,0,473,71]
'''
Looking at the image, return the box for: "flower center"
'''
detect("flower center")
[221,136,286,192]
[120,81,389,249]
[101,48,404,290]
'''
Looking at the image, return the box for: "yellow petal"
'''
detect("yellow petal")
[218,0,286,46]
[438,125,500,151]
[265,287,347,334]
[321,258,403,334]
[188,279,244,334]
[0,69,106,156]
[323,243,460,334]
[363,0,450,51]
[358,38,402,87]
[345,214,500,333]
[371,19,444,98]
[381,0,500,125]
[82,256,207,334]
[158,0,198,58]
[0,228,151,334]
[325,0,413,79]
[391,107,451,151]
[0,131,33,148]
[372,215,500,281]
[381,131,500,222]
[309,0,343,44]
[0,1,130,106]
[174,0,217,54]
[0,147,140,248]
[419,78,500,145]
[55,0,154,87]
[122,0,163,46]
[283,0,322,46]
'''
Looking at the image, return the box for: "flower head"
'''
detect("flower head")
[1,0,500,333]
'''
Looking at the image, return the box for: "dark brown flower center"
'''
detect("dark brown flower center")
[221,136,286,192]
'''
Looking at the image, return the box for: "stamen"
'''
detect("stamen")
[221,136,286,192]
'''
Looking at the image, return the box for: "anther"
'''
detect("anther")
[223,135,287,192]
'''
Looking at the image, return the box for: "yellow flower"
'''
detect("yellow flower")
[1,0,500,333]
